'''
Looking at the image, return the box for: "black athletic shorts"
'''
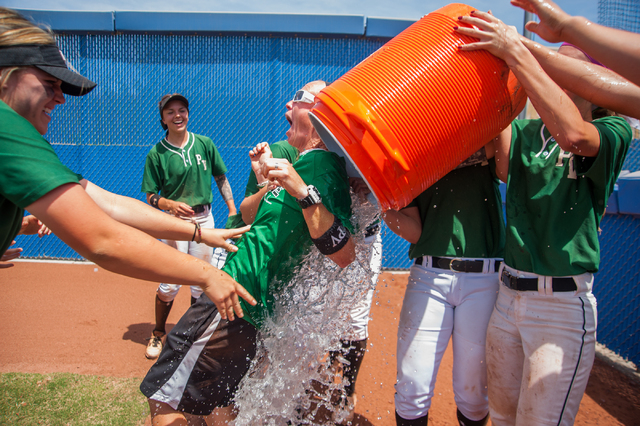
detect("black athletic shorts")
[140,294,258,415]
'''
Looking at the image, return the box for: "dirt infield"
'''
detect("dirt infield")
[1,262,638,425]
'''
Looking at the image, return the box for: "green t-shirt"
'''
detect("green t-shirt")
[505,116,631,276]
[141,132,228,207]
[225,140,299,229]
[0,100,81,255]
[407,159,505,259]
[223,149,353,327]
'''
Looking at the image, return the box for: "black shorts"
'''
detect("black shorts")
[140,294,257,415]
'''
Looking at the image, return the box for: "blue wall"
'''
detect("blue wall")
[14,10,416,269]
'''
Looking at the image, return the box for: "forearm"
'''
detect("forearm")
[523,38,640,119]
[492,127,512,183]
[239,190,264,224]
[505,43,596,154]
[215,175,236,215]
[224,198,237,216]
[302,204,355,268]
[87,226,218,286]
[82,180,197,241]
[561,16,640,86]
[28,184,218,286]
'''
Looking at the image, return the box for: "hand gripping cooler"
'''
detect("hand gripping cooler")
[309,3,526,211]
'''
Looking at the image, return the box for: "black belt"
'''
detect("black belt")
[191,204,210,214]
[415,256,501,273]
[501,269,577,292]
[364,223,381,238]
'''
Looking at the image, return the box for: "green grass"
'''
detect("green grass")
[0,372,148,425]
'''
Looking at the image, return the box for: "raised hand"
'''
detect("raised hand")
[455,10,524,64]
[511,0,572,43]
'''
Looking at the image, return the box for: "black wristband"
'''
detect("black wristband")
[311,215,351,255]
[150,194,161,209]
[191,222,201,242]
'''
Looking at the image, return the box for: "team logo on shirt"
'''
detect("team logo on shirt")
[195,154,207,171]
[535,125,577,180]
[263,187,283,204]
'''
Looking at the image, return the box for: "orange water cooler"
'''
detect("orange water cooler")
[309,3,526,211]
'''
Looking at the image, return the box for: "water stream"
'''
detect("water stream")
[233,195,381,425]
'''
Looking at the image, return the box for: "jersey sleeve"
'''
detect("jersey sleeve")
[295,151,354,233]
[205,137,228,177]
[0,116,80,208]
[577,116,631,214]
[141,151,163,195]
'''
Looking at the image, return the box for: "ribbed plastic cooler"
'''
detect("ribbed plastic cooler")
[310,3,526,211]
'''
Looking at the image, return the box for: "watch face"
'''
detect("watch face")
[298,185,322,209]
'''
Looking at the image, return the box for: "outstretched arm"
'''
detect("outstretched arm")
[511,0,640,86]
[27,183,256,320]
[82,180,245,252]
[520,37,640,120]
[456,10,601,157]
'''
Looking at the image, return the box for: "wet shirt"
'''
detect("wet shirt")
[407,159,505,259]
[0,100,81,255]
[141,132,227,207]
[225,140,299,229]
[223,149,353,328]
[505,116,631,276]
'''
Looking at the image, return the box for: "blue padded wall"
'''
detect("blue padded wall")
[13,32,413,269]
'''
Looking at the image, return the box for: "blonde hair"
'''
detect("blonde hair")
[0,7,56,90]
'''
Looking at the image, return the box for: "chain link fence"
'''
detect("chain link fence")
[12,5,640,365]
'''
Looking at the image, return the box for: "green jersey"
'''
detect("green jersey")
[141,132,228,207]
[505,116,631,276]
[223,149,352,327]
[407,159,505,259]
[225,140,299,229]
[0,100,81,255]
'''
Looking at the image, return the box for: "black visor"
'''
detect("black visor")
[0,44,96,96]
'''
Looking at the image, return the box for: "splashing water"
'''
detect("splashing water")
[233,194,381,425]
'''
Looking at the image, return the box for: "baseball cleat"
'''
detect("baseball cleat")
[145,333,164,359]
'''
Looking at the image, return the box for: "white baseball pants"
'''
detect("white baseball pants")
[395,258,500,421]
[486,265,597,426]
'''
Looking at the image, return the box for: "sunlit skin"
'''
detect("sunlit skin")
[511,0,640,86]
[518,37,640,120]
[284,90,321,152]
[0,67,65,135]
[455,10,602,183]
[555,44,593,121]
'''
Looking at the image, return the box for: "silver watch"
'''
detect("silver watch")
[296,185,322,209]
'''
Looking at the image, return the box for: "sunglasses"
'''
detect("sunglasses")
[292,90,316,104]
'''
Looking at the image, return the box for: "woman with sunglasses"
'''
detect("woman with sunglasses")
[0,7,254,321]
